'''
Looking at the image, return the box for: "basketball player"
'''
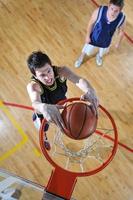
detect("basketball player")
[27,51,99,142]
[75,0,126,67]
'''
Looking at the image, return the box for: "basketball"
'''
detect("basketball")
[62,102,97,140]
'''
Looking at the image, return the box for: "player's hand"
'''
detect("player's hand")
[115,43,120,49]
[85,36,91,44]
[43,104,65,131]
[80,90,99,116]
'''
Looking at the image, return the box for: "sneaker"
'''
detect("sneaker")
[96,54,103,66]
[74,58,83,68]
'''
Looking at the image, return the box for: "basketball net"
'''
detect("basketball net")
[52,128,113,172]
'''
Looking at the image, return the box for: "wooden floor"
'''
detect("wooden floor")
[0,0,133,199]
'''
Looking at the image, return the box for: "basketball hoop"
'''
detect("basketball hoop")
[39,98,118,199]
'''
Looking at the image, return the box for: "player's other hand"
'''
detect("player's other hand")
[115,43,120,49]
[85,36,91,44]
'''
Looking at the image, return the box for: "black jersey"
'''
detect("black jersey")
[31,66,67,105]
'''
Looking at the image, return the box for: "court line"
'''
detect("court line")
[33,148,41,157]
[0,100,28,162]
[90,0,133,44]
[2,102,41,158]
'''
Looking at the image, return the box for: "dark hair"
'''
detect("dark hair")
[27,51,52,75]
[109,0,124,8]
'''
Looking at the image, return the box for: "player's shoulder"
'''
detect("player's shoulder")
[56,66,68,74]
[91,7,100,21]
[56,66,74,79]
[27,80,41,93]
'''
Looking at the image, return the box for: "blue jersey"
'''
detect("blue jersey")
[90,6,125,48]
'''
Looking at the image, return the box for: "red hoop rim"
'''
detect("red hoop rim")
[39,98,118,177]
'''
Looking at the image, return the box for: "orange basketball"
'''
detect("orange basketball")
[62,102,97,140]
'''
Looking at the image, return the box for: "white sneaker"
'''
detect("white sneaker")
[96,54,103,66]
[74,58,83,68]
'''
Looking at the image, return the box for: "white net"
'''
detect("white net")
[43,123,114,173]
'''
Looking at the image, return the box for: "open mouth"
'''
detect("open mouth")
[45,78,53,85]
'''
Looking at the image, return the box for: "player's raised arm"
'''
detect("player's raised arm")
[58,66,99,114]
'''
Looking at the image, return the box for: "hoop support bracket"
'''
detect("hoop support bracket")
[46,168,77,200]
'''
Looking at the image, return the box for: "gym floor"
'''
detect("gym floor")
[0,0,133,199]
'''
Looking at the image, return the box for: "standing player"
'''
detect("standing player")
[75,0,126,67]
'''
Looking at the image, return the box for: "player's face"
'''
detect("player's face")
[108,4,121,18]
[35,63,55,86]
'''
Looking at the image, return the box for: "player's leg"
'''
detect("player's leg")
[32,113,50,150]
[74,43,95,68]
[96,47,109,66]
